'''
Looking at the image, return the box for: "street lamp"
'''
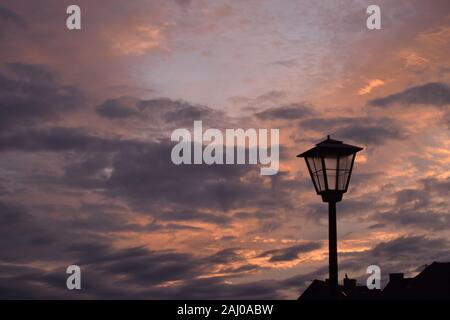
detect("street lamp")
[297,135,363,297]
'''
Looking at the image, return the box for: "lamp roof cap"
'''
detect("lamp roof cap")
[297,135,363,158]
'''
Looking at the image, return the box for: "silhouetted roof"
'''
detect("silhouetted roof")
[299,279,380,300]
[387,261,450,299]
[299,261,450,300]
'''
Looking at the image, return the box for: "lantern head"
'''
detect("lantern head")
[297,136,363,203]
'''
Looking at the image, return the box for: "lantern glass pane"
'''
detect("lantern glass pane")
[339,154,353,171]
[337,154,355,191]
[317,171,325,191]
[338,170,349,190]
[324,157,338,170]
[312,156,323,172]
[312,173,320,191]
[306,157,315,172]
[306,156,326,192]
[323,156,338,190]
[326,169,337,190]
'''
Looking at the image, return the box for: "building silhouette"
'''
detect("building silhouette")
[299,261,450,300]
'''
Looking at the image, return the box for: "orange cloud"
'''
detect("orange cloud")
[357,79,385,95]
[399,51,430,67]
[110,25,169,56]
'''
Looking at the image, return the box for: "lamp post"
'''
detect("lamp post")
[297,135,363,298]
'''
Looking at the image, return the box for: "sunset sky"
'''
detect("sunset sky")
[0,0,449,299]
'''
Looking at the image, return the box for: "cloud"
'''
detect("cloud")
[0,201,110,264]
[0,127,122,152]
[333,123,404,145]
[88,247,204,286]
[3,233,446,299]
[110,25,168,56]
[259,242,322,262]
[300,116,405,145]
[422,176,450,196]
[146,221,203,232]
[369,82,450,107]
[0,65,296,218]
[373,176,450,231]
[357,79,385,95]
[255,103,314,120]
[141,277,281,299]
[138,98,215,119]
[173,0,192,9]
[103,140,281,212]
[96,98,138,119]
[162,104,214,123]
[0,5,27,29]
[379,209,450,231]
[335,235,450,288]
[96,97,221,128]
[0,202,276,299]
[269,58,298,68]
[1,0,449,300]
[399,51,430,68]
[0,124,292,216]
[0,63,83,133]
[370,236,448,259]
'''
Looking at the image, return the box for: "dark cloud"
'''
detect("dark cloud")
[146,221,204,232]
[334,124,404,145]
[395,188,430,208]
[91,248,204,287]
[255,90,287,102]
[0,128,292,221]
[373,177,450,231]
[337,235,450,288]
[59,202,145,233]
[379,209,450,231]
[259,242,322,262]
[422,176,450,196]
[206,248,243,264]
[370,236,448,259]
[0,204,276,299]
[173,0,192,9]
[0,63,83,133]
[0,260,282,299]
[162,104,213,123]
[0,5,27,29]
[139,98,221,126]
[0,63,293,226]
[255,103,314,120]
[104,140,278,212]
[368,223,386,229]
[0,264,76,299]
[0,200,175,265]
[1,197,448,299]
[96,97,222,129]
[369,82,450,108]
[0,123,292,218]
[0,201,109,264]
[96,98,138,119]
[300,116,405,145]
[338,198,380,218]
[5,62,55,82]
[0,127,121,152]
